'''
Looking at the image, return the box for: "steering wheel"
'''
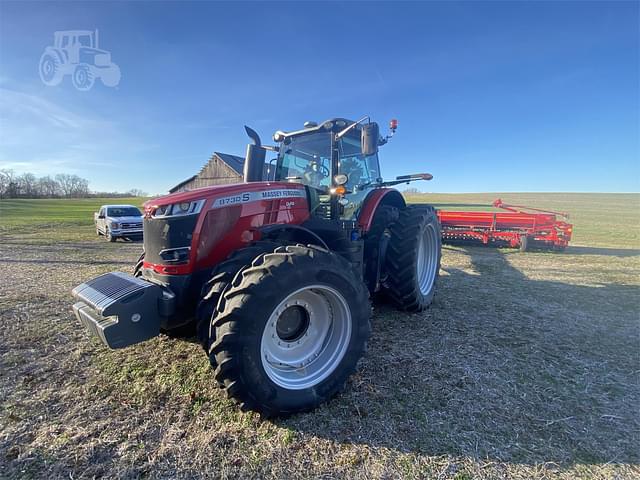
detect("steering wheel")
[319,163,330,177]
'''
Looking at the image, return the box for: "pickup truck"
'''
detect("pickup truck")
[95,204,143,242]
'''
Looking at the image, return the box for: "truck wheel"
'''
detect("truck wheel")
[196,241,280,351]
[209,245,371,416]
[105,228,116,242]
[384,205,441,311]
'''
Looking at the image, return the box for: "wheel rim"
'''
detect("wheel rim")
[73,66,93,90]
[76,69,87,85]
[416,223,438,296]
[260,285,352,390]
[40,57,56,82]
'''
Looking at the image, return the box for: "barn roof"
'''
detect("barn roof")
[169,175,198,193]
[169,152,244,193]
[213,152,244,175]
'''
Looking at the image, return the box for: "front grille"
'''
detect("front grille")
[143,214,198,265]
[121,222,142,229]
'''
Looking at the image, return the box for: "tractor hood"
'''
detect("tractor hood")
[144,181,307,211]
[81,47,109,55]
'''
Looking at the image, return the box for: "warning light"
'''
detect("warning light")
[389,119,398,132]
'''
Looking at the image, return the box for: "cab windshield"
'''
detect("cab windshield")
[276,132,332,190]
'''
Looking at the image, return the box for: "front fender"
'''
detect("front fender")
[259,224,329,250]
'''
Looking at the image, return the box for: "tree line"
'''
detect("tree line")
[0,169,147,199]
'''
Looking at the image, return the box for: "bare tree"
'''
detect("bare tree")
[127,188,148,197]
[55,173,75,197]
[70,176,89,197]
[37,175,60,197]
[17,173,38,197]
[0,171,90,198]
[0,169,15,199]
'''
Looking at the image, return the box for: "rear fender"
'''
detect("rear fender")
[358,189,406,232]
[45,47,68,65]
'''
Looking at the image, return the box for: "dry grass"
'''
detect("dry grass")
[0,194,639,479]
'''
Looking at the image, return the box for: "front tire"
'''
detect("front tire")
[209,245,371,416]
[384,205,441,311]
[105,228,116,242]
[72,64,95,91]
[196,241,281,351]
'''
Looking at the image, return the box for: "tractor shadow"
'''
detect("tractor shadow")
[279,246,640,466]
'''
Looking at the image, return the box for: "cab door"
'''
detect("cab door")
[336,132,382,220]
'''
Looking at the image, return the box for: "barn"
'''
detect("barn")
[169,152,245,193]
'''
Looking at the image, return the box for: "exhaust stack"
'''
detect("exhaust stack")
[243,125,266,182]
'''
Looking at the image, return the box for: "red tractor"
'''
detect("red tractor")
[72,117,441,416]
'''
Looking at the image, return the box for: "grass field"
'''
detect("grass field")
[0,197,146,242]
[1,193,638,479]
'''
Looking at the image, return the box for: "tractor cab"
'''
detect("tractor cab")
[271,118,386,221]
[54,30,96,49]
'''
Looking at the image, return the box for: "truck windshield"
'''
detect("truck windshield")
[276,132,332,190]
[107,207,141,217]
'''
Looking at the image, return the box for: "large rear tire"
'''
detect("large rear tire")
[364,204,399,294]
[208,245,371,416]
[38,52,63,86]
[384,205,441,311]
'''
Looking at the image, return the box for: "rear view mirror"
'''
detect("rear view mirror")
[361,122,379,156]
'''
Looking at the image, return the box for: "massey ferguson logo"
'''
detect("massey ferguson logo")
[211,189,305,209]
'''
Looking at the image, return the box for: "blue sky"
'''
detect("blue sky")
[0,1,638,194]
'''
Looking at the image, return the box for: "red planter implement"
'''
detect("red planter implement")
[436,199,573,251]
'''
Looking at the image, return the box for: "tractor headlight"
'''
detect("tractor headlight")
[153,199,205,218]
[159,246,191,264]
